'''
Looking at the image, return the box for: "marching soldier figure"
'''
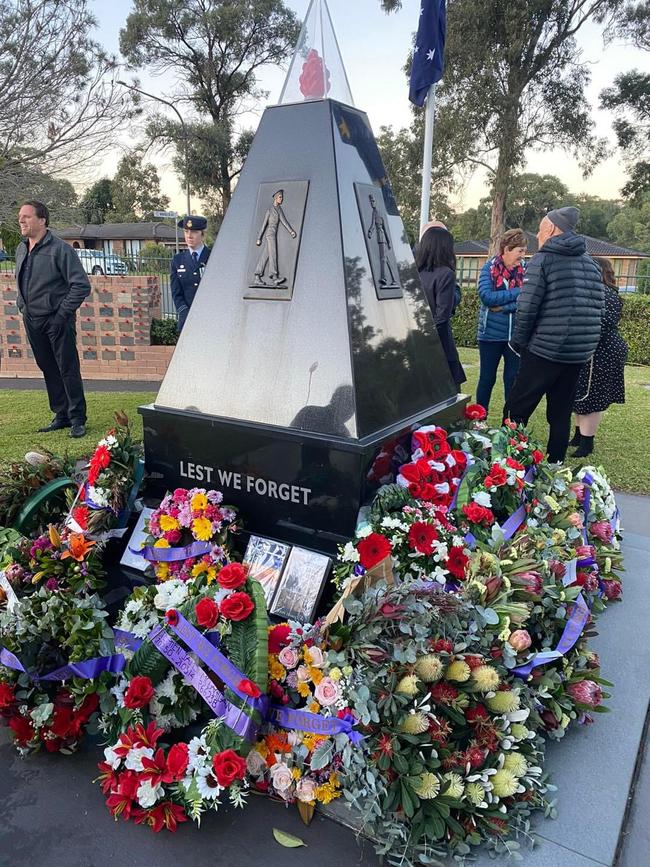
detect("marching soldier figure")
[171,215,211,332]
[367,194,396,286]
[254,189,296,286]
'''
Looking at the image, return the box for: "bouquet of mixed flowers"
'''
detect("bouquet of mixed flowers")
[69,412,143,536]
[0,449,74,530]
[138,487,238,582]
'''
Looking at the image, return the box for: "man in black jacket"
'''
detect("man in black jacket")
[506,206,603,462]
[16,201,90,437]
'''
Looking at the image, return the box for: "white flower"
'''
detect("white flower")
[188,736,210,772]
[136,781,164,808]
[153,579,189,611]
[196,770,223,800]
[341,542,360,563]
[270,762,294,792]
[472,491,493,507]
[356,525,372,539]
[124,746,154,772]
[380,516,407,530]
[87,485,109,507]
[131,614,158,639]
[155,672,179,702]
[103,746,121,769]
[246,750,267,778]
[452,535,465,547]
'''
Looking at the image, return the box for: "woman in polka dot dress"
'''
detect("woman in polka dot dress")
[571,257,628,457]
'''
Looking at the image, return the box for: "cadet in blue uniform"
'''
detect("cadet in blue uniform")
[170,215,211,331]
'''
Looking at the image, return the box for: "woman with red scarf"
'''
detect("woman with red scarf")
[476,229,527,413]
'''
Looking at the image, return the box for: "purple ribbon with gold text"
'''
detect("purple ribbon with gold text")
[132,541,213,562]
[512,592,590,678]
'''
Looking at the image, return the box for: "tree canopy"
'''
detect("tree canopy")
[79,152,169,223]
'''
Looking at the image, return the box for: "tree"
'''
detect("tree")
[600,69,650,200]
[119,0,300,216]
[499,173,569,232]
[614,2,650,48]
[606,191,650,250]
[573,194,622,238]
[79,179,115,224]
[109,151,170,221]
[433,0,622,252]
[0,0,132,226]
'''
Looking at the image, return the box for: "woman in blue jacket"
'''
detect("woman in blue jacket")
[476,228,528,412]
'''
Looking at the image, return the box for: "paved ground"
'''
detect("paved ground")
[0,495,648,867]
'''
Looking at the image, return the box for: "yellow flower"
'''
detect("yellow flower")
[396,674,420,696]
[329,668,342,681]
[303,733,327,752]
[465,782,485,806]
[486,691,520,714]
[441,772,464,799]
[296,681,311,698]
[491,769,519,798]
[154,538,170,548]
[503,753,528,778]
[269,657,287,681]
[415,653,444,683]
[192,516,213,541]
[445,660,471,683]
[191,492,208,511]
[48,524,61,548]
[291,767,302,780]
[510,724,530,741]
[255,741,269,758]
[412,772,440,800]
[471,665,500,692]
[206,567,217,583]
[191,561,210,577]
[159,514,179,532]
[309,666,324,685]
[155,563,170,581]
[399,712,429,735]
[314,781,340,804]
[308,701,321,714]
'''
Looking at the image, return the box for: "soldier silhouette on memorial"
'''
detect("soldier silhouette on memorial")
[254,189,297,285]
[367,193,396,286]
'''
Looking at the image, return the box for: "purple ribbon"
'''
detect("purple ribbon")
[0,646,126,681]
[267,706,364,745]
[524,465,536,483]
[513,592,590,678]
[147,625,258,741]
[131,541,213,562]
[113,628,143,652]
[464,532,477,549]
[500,503,527,541]
[167,613,268,715]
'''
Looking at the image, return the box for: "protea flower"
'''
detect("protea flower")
[568,680,602,708]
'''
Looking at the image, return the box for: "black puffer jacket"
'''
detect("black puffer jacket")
[513,232,604,363]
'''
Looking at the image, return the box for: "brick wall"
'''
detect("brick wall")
[0,274,174,382]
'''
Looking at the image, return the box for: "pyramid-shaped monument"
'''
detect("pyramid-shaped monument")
[142,0,465,552]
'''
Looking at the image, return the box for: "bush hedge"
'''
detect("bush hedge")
[150,318,179,346]
[452,288,650,365]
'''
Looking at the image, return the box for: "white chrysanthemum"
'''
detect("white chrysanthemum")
[131,615,158,639]
[356,525,373,538]
[124,746,154,772]
[154,579,189,611]
[196,771,223,800]
[381,516,407,530]
[155,672,179,702]
[137,781,163,808]
[472,491,492,507]
[86,485,109,507]
[341,542,360,563]
[110,679,127,705]
[442,772,465,799]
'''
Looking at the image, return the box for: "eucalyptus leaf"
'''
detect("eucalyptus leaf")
[272,828,306,848]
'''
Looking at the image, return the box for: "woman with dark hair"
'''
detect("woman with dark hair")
[476,228,527,413]
[416,226,466,388]
[570,256,628,457]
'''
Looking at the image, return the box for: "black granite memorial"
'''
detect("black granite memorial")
[140,0,466,555]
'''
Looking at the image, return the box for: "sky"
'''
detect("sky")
[90,0,648,215]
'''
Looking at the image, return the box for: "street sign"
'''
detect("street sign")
[153,210,177,218]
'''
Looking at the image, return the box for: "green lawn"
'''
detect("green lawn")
[0,352,649,494]
[458,347,650,494]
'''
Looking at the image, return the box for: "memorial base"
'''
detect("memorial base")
[140,395,467,556]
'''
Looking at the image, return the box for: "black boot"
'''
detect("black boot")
[569,425,581,447]
[572,435,594,458]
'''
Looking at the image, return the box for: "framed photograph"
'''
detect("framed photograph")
[243,535,291,606]
[119,507,154,572]
[270,546,331,623]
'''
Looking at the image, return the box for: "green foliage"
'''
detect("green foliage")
[109,150,170,221]
[606,191,650,250]
[601,64,650,199]
[150,317,179,345]
[222,579,268,691]
[127,631,170,685]
[369,484,415,524]
[79,178,115,224]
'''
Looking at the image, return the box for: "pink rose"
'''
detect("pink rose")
[314,677,340,707]
[589,521,614,543]
[269,762,293,793]
[567,680,602,708]
[278,646,299,669]
[568,513,584,528]
[508,630,532,652]
[306,646,325,668]
[296,777,317,803]
[296,665,310,683]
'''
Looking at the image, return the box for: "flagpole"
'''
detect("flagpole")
[419,83,436,238]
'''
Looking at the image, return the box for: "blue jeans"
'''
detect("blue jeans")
[476,340,520,412]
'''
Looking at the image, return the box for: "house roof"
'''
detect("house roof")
[56,222,178,241]
[455,231,649,258]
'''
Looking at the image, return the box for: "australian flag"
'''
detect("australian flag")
[409,0,447,107]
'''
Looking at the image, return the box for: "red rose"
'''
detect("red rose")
[531,449,544,464]
[8,714,34,744]
[166,743,190,781]
[212,749,247,787]
[506,457,525,472]
[356,533,392,569]
[445,546,469,579]
[220,592,254,622]
[464,403,487,421]
[488,464,508,486]
[238,678,262,699]
[462,503,495,526]
[195,597,220,629]
[484,476,494,489]
[124,675,155,709]
[407,521,439,554]
[218,562,248,590]
[0,682,15,708]
[268,624,291,654]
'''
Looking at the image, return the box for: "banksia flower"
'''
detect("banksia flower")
[415,653,444,683]
[412,772,440,800]
[445,660,471,682]
[471,665,500,692]
[486,691,521,714]
[395,674,420,697]
[441,772,464,799]
[399,712,429,735]
[491,768,519,798]
[503,752,528,778]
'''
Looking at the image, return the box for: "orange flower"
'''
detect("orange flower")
[61,533,95,562]
[265,733,291,754]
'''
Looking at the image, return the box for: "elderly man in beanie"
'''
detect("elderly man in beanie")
[170,215,211,332]
[506,206,604,462]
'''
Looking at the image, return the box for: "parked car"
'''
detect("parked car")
[76,249,129,276]
[0,250,13,262]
